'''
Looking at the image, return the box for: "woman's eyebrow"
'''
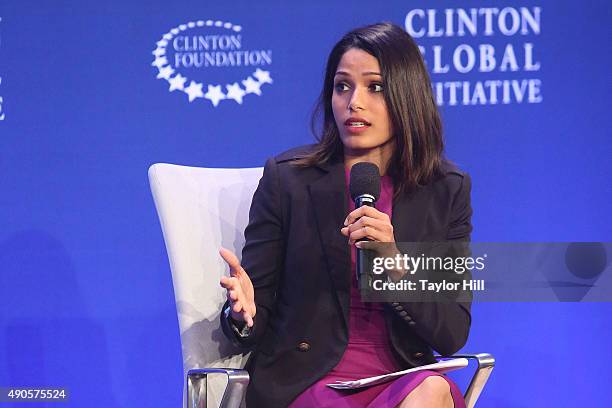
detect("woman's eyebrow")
[335,70,382,77]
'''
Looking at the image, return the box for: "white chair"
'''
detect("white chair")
[148,163,494,408]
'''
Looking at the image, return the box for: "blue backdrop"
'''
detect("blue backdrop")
[0,1,610,406]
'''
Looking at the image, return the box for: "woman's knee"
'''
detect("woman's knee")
[419,376,451,397]
[399,375,453,408]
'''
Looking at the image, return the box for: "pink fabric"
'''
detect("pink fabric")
[289,168,466,407]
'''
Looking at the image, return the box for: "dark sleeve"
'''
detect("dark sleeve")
[221,157,284,348]
[393,173,473,356]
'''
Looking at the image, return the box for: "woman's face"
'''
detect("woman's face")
[332,48,394,155]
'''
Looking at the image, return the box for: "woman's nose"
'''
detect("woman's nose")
[348,89,365,111]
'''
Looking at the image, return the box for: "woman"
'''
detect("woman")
[220,22,472,408]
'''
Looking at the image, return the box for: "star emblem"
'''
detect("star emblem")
[184,81,204,102]
[225,82,246,104]
[242,76,262,95]
[204,84,225,107]
[253,68,273,84]
[156,66,174,80]
[168,74,187,91]
[152,47,166,57]
[152,56,168,68]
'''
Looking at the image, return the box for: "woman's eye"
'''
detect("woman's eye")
[370,83,384,92]
[334,83,349,92]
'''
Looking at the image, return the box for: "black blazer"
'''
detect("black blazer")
[221,144,473,408]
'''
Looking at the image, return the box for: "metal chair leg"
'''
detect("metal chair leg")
[187,368,249,408]
[436,353,495,408]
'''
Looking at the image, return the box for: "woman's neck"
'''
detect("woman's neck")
[343,142,394,175]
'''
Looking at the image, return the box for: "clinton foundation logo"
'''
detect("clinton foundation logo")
[404,6,543,106]
[151,19,273,107]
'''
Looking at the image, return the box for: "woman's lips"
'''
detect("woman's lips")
[344,117,371,134]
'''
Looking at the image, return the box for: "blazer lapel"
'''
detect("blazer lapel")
[392,186,431,242]
[307,159,351,331]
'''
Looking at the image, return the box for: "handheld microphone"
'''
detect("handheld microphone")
[349,162,381,286]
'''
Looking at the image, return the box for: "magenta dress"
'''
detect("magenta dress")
[288,169,466,408]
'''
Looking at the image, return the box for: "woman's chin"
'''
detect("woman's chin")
[341,141,386,154]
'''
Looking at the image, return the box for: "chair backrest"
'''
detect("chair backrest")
[148,163,263,407]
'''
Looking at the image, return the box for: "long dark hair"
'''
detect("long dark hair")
[296,22,445,196]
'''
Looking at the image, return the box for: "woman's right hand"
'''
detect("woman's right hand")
[219,247,256,327]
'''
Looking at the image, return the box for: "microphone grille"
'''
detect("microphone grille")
[349,162,381,201]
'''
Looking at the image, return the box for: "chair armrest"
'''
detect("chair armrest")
[435,353,495,408]
[187,368,249,408]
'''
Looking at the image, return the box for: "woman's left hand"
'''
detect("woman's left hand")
[340,206,395,245]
